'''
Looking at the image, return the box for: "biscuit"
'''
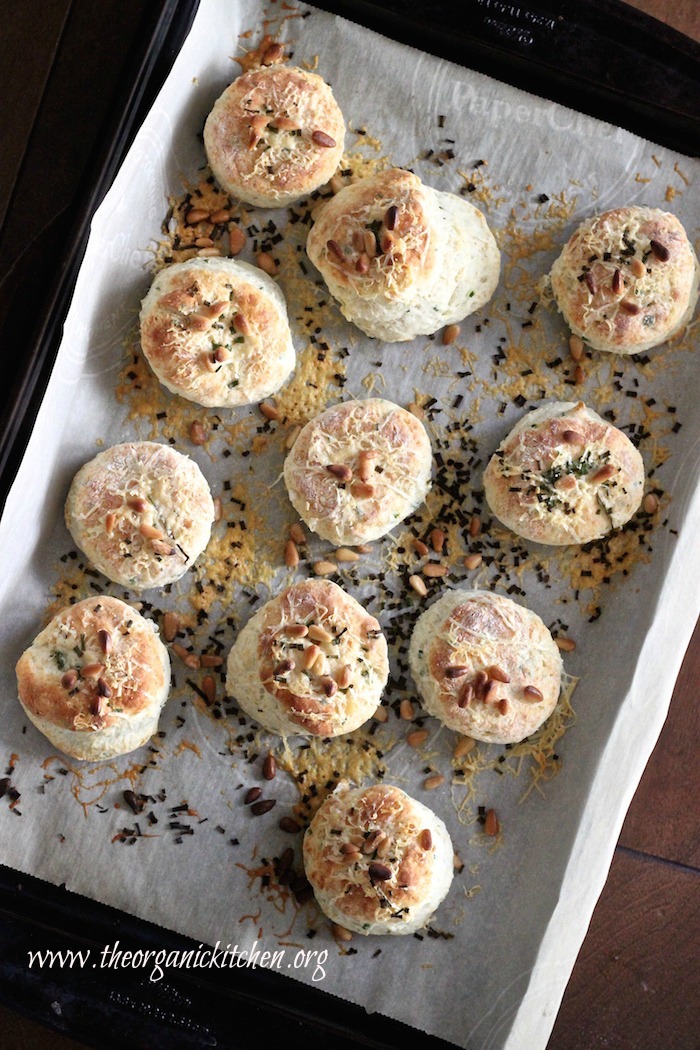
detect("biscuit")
[303,782,454,935]
[203,65,345,208]
[226,579,389,737]
[283,398,432,545]
[482,400,645,545]
[306,167,500,341]
[548,206,699,354]
[16,596,170,761]
[409,589,562,745]
[65,442,214,591]
[139,258,295,408]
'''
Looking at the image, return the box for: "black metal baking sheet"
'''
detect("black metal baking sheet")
[0,1,698,1047]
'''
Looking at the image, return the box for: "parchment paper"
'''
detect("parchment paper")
[0,2,698,1048]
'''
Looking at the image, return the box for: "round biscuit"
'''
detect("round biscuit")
[303,782,454,935]
[139,258,295,407]
[409,588,562,746]
[483,400,645,545]
[226,579,389,737]
[306,167,500,341]
[16,596,170,761]
[65,442,215,591]
[283,398,432,546]
[549,206,699,354]
[203,65,345,208]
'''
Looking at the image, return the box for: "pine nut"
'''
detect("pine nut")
[279,817,300,833]
[263,754,277,780]
[127,497,147,513]
[313,560,337,576]
[200,654,223,668]
[81,663,103,678]
[523,685,543,701]
[209,209,230,224]
[61,670,78,690]
[497,698,509,715]
[228,225,246,255]
[358,449,377,482]
[413,538,429,557]
[407,729,429,748]
[250,800,276,816]
[484,809,499,836]
[163,612,179,642]
[289,523,306,546]
[419,829,433,851]
[327,239,345,262]
[139,523,164,541]
[302,644,320,670]
[97,629,111,654]
[458,683,474,708]
[399,699,414,721]
[274,117,299,131]
[327,463,353,482]
[105,512,115,534]
[408,402,424,420]
[611,268,623,295]
[562,430,583,444]
[285,425,301,450]
[555,636,576,652]
[197,247,220,257]
[257,252,278,275]
[195,236,214,248]
[650,239,670,262]
[334,548,360,562]
[262,41,284,64]
[592,464,616,482]
[172,643,200,669]
[186,208,209,224]
[356,544,373,554]
[284,540,299,568]
[445,665,470,679]
[321,676,338,698]
[284,624,308,639]
[643,492,658,514]
[430,528,446,553]
[244,787,262,805]
[464,553,482,570]
[409,574,428,597]
[453,736,475,758]
[469,514,481,537]
[630,257,646,277]
[332,924,353,942]
[260,401,280,421]
[373,705,388,722]
[487,665,510,684]
[336,665,351,689]
[620,299,640,315]
[350,480,375,498]
[423,774,445,790]
[355,254,370,274]
[213,496,223,522]
[202,675,216,705]
[442,324,460,345]
[423,562,448,578]
[362,830,386,854]
[312,130,336,148]
[308,625,333,644]
[569,335,584,361]
[574,364,585,385]
[189,420,207,445]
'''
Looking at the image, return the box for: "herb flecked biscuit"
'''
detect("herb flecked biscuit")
[303,782,454,935]
[203,65,345,208]
[65,442,215,591]
[139,258,295,408]
[16,596,170,761]
[283,398,432,546]
[306,167,500,341]
[408,589,562,746]
[548,206,699,354]
[482,401,645,545]
[226,579,389,737]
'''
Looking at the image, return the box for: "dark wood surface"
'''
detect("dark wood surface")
[0,2,698,1048]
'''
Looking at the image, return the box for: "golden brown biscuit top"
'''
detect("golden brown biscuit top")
[551,206,697,351]
[305,785,436,924]
[256,580,386,737]
[307,168,435,298]
[16,597,166,733]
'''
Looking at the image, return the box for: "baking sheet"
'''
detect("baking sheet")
[0,2,699,1048]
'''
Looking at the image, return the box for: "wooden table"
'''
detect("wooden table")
[0,2,697,1047]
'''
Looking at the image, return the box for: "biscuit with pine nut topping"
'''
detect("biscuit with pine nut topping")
[16,596,170,761]
[65,442,214,591]
[547,206,699,354]
[139,258,295,408]
[409,589,562,746]
[203,65,345,208]
[306,167,500,341]
[283,398,432,546]
[483,400,645,545]
[303,782,454,935]
[226,579,389,737]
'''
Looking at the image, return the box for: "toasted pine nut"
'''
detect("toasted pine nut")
[327,239,345,261]
[105,512,115,534]
[569,334,584,361]
[592,464,616,483]
[336,665,351,689]
[630,257,646,277]
[284,540,299,568]
[643,492,658,514]
[312,130,336,148]
[301,644,320,670]
[274,117,299,131]
[497,698,509,715]
[209,209,230,224]
[163,612,179,642]
[262,41,284,64]
[289,523,306,546]
[260,401,280,421]
[80,663,103,678]
[127,497,147,513]
[200,653,223,668]
[358,449,377,482]
[284,624,308,639]
[332,923,353,942]
[202,675,216,705]
[523,685,543,701]
[555,636,576,652]
[430,528,446,553]
[213,496,223,522]
[442,324,460,345]
[408,402,425,420]
[263,754,277,780]
[423,562,448,578]
[409,574,428,596]
[308,624,333,644]
[190,420,207,445]
[399,699,414,721]
[407,729,429,748]
[228,225,246,255]
[464,553,482,570]
[139,523,164,541]
[350,480,375,498]
[257,252,278,275]
[172,644,200,670]
[424,774,445,790]
[453,736,475,759]
[413,538,430,557]
[469,514,481,537]
[313,560,337,576]
[355,253,370,274]
[195,236,214,248]
[484,809,499,836]
[419,829,433,850]
[487,665,510,684]
[197,247,221,257]
[373,704,388,722]
[186,207,209,224]
[334,548,360,562]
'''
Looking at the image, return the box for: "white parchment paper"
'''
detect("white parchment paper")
[0,2,698,1048]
